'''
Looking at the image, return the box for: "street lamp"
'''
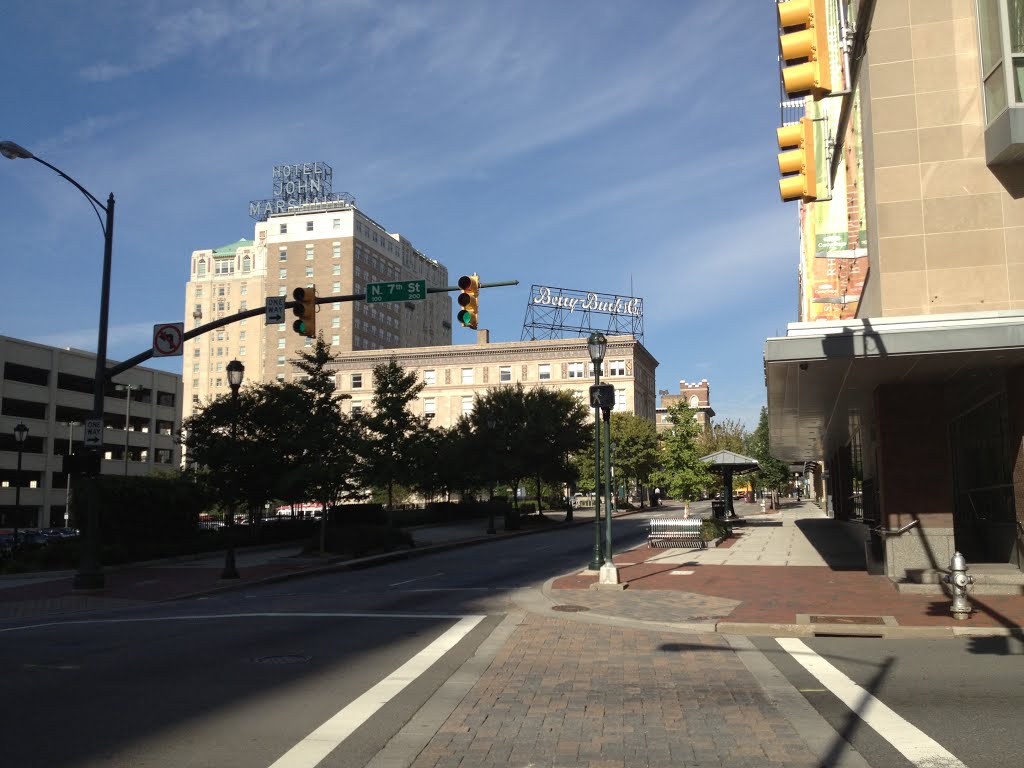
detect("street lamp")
[64,421,80,528]
[116,384,135,476]
[2,140,115,591]
[587,332,606,570]
[13,423,28,547]
[222,359,244,579]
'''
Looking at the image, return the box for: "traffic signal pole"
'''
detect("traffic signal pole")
[105,280,519,380]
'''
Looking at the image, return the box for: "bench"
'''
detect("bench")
[648,518,705,549]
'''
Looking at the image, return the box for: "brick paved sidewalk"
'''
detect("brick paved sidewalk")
[408,614,823,768]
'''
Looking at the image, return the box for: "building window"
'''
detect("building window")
[277,355,285,366]
[331,335,340,346]
[306,266,314,278]
[424,397,436,418]
[239,331,247,340]
[690,395,700,408]
[616,389,626,407]
[332,263,341,275]
[567,362,584,379]
[461,367,473,384]
[279,248,287,261]
[280,223,287,234]
[195,286,204,298]
[242,255,251,272]
[609,360,625,376]
[279,268,287,279]
[197,259,206,277]
[239,346,246,356]
[278,286,287,296]
[239,301,247,311]
[306,220,314,232]
[539,364,551,380]
[424,369,436,385]
[333,244,341,258]
[193,347,201,357]
[278,338,285,349]
[333,219,341,230]
[588,362,603,378]
[332,281,341,293]
[240,284,248,295]
[332,316,340,328]
[462,395,473,415]
[499,365,511,382]
[351,401,363,415]
[352,373,363,389]
[306,245,314,260]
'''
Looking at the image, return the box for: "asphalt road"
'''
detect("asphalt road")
[0,513,656,768]
[753,634,1024,768]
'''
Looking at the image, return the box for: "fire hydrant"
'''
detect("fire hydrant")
[942,551,975,620]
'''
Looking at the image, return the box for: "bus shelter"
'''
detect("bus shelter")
[700,450,759,518]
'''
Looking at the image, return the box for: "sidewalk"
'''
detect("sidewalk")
[2,502,1023,636]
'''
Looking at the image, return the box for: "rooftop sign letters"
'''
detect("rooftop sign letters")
[249,162,355,221]
[531,285,642,317]
[521,284,645,343]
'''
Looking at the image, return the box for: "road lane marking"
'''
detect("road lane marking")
[387,573,444,585]
[268,614,485,768]
[777,638,969,768]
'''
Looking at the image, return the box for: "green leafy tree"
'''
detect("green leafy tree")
[747,406,789,505]
[293,337,363,550]
[360,357,427,525]
[469,385,530,509]
[522,387,590,512]
[653,402,713,502]
[696,417,749,456]
[608,412,660,505]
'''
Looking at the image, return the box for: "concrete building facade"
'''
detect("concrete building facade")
[0,336,183,531]
[766,0,1024,582]
[183,201,451,422]
[327,334,658,429]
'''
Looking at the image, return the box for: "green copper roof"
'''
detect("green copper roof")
[213,239,253,256]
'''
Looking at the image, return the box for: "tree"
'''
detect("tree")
[747,406,789,507]
[469,385,530,509]
[696,417,749,456]
[293,337,363,549]
[653,402,713,502]
[522,387,590,512]
[360,357,427,525]
[608,412,660,506]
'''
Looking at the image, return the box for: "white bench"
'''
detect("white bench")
[648,518,705,549]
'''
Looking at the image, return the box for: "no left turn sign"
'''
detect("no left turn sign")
[153,323,184,357]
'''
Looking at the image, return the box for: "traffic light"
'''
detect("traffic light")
[777,117,816,202]
[456,273,479,329]
[292,286,316,337]
[778,0,832,100]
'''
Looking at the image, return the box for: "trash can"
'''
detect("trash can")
[745,491,755,504]
[711,499,726,520]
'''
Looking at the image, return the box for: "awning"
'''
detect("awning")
[764,311,1024,463]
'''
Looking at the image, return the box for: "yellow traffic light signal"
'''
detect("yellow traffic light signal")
[292,286,317,337]
[778,0,832,99]
[777,117,816,202]
[456,273,479,329]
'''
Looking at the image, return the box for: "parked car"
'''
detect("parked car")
[17,532,51,549]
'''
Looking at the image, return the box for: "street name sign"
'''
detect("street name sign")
[366,280,426,304]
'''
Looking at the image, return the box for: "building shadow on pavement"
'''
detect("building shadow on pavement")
[794,518,867,571]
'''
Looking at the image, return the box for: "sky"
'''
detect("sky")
[2,0,796,432]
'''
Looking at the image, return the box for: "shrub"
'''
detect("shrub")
[700,518,732,542]
[305,524,413,558]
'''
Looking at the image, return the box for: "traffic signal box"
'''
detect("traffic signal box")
[292,286,316,337]
[777,117,816,202]
[457,273,479,329]
[778,0,832,100]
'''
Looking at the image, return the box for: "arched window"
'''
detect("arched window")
[242,255,251,272]
[197,258,206,277]
[689,395,699,408]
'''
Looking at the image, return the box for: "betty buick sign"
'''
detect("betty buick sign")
[531,286,642,317]
[522,284,644,343]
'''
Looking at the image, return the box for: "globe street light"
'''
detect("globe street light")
[13,423,28,548]
[116,384,135,476]
[2,140,114,591]
[221,359,245,580]
[587,332,606,570]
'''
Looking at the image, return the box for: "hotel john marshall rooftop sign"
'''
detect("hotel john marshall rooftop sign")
[249,162,355,221]
[521,285,644,343]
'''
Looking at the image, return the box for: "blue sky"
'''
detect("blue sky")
[3,0,795,431]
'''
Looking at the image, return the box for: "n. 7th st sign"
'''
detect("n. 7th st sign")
[366,280,426,304]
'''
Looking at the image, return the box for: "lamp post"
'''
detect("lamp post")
[65,421,80,528]
[222,359,244,580]
[587,332,606,570]
[602,404,616,580]
[2,140,114,591]
[116,384,134,476]
[485,415,497,534]
[13,423,28,547]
